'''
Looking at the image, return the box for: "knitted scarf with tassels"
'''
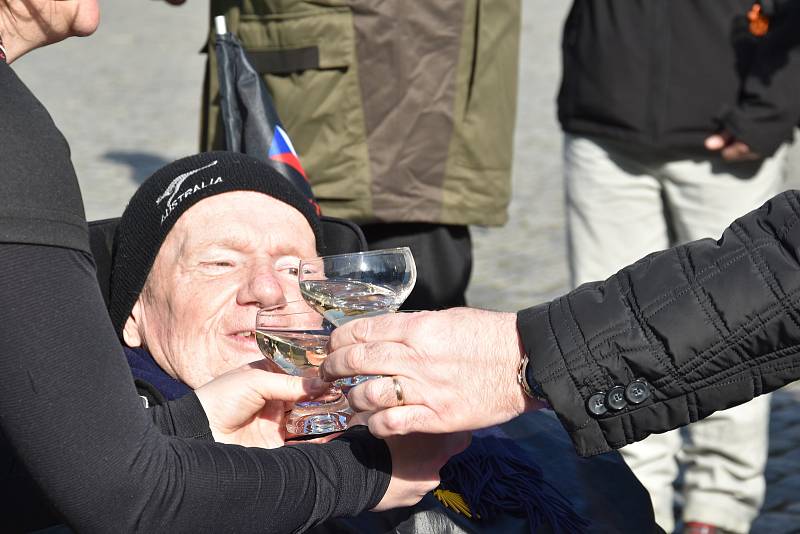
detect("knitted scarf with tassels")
[435,426,589,533]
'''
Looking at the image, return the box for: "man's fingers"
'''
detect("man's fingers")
[321,341,412,381]
[345,375,409,412]
[367,405,441,438]
[245,358,286,374]
[704,133,727,150]
[246,370,328,402]
[329,311,430,350]
[705,132,733,150]
[705,130,761,161]
[721,141,759,162]
[348,411,372,427]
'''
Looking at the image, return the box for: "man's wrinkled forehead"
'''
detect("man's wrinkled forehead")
[158,190,316,259]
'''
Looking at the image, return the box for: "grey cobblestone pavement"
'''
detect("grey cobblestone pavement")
[12,1,800,532]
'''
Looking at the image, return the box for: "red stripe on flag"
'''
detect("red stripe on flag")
[271,153,308,180]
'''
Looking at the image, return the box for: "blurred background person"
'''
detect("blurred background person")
[558,1,800,533]
[200,0,521,311]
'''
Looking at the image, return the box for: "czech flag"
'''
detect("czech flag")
[215,23,320,214]
[269,125,307,180]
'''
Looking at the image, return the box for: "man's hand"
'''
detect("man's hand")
[373,431,472,511]
[195,359,329,448]
[705,130,761,162]
[321,308,544,438]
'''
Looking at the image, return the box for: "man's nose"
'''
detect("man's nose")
[241,263,286,308]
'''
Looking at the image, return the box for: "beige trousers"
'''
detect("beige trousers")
[564,133,787,533]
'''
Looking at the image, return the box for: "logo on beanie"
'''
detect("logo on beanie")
[156,160,223,224]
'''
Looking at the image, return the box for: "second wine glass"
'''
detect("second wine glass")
[297,247,417,388]
[297,246,417,327]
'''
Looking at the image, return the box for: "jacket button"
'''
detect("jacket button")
[625,379,650,405]
[606,386,627,411]
[587,392,608,416]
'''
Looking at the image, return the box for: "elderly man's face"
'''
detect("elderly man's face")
[122,191,317,388]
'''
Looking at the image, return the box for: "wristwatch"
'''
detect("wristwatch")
[517,353,549,404]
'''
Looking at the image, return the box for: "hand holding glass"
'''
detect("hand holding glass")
[298,247,417,387]
[255,302,350,436]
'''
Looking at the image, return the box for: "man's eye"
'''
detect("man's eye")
[282,266,299,276]
[276,257,301,277]
[201,260,234,269]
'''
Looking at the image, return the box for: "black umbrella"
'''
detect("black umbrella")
[214,16,319,214]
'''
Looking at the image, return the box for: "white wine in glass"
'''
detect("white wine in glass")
[255,303,350,436]
[298,247,417,387]
[298,247,417,327]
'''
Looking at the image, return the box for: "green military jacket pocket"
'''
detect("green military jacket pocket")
[203,0,520,226]
[203,1,373,220]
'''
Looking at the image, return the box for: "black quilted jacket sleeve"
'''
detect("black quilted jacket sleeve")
[517,190,800,457]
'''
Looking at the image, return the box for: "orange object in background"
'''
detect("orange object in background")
[748,3,770,36]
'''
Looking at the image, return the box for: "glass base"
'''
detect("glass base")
[286,395,352,435]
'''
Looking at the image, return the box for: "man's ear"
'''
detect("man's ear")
[122,299,144,348]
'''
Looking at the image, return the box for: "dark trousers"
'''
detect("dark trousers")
[360,223,472,311]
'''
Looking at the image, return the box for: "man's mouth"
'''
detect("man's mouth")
[231,331,259,348]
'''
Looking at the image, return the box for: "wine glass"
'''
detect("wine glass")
[297,247,417,386]
[297,247,417,326]
[255,301,350,436]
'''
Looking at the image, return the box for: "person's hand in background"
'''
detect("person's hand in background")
[705,130,761,161]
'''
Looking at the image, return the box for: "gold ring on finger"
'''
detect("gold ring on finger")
[393,377,405,406]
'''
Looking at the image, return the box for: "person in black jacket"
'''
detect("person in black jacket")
[0,1,468,531]
[321,189,800,532]
[557,1,800,531]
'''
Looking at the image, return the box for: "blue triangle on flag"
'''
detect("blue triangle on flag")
[268,125,296,157]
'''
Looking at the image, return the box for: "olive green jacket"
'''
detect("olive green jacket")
[202,0,520,226]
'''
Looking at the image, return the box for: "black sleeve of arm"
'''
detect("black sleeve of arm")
[720,3,800,156]
[148,393,214,440]
[518,190,800,457]
[0,245,390,533]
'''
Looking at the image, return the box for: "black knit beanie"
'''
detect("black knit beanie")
[108,151,323,338]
